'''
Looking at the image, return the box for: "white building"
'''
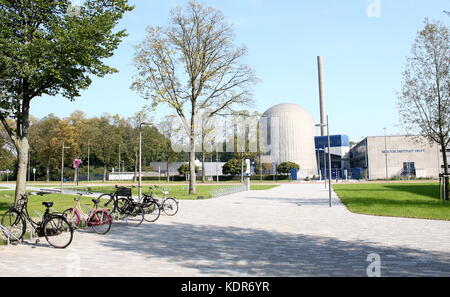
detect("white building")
[261,103,318,178]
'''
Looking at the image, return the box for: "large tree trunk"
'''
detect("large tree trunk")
[201,141,206,183]
[240,158,244,183]
[189,114,196,195]
[441,142,449,201]
[13,138,29,204]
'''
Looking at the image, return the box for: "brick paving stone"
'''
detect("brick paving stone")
[0,183,449,276]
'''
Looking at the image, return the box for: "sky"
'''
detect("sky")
[30,0,450,142]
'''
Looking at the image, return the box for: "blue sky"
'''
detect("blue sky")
[30,0,449,142]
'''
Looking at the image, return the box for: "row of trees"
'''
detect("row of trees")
[0,110,186,182]
[222,160,299,176]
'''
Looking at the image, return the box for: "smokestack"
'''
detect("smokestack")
[317,56,327,136]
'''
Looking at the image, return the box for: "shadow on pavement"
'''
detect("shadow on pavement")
[98,222,450,277]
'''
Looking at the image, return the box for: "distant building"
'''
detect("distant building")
[348,135,446,180]
[261,103,318,178]
[314,135,350,179]
[149,162,226,177]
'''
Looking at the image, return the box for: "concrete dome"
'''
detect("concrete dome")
[262,103,318,177]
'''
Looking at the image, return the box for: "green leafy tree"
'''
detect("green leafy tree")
[0,0,133,202]
[132,1,256,195]
[178,163,198,176]
[222,159,242,176]
[277,162,300,175]
[398,19,450,200]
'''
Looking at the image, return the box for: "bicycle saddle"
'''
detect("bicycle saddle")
[42,202,54,208]
[92,199,100,205]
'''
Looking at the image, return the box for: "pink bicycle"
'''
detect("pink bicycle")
[63,194,113,235]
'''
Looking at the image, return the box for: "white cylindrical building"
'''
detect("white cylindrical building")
[262,103,318,178]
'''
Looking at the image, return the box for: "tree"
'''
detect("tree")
[0,122,15,177]
[222,159,242,176]
[398,19,450,201]
[132,1,256,194]
[0,0,133,202]
[178,163,198,177]
[158,115,183,181]
[277,162,300,175]
[29,114,63,181]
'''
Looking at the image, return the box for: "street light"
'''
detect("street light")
[87,139,91,183]
[139,122,152,200]
[316,116,332,207]
[61,142,71,192]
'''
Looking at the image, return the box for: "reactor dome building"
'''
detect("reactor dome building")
[262,103,318,178]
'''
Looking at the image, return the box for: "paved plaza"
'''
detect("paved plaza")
[1,183,450,277]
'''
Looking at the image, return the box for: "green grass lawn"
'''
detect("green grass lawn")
[333,183,450,221]
[0,191,93,217]
[0,191,94,245]
[77,184,279,200]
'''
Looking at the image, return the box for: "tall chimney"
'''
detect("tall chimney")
[317,56,327,136]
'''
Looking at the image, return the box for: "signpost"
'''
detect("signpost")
[73,158,82,186]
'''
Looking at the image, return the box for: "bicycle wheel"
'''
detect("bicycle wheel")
[143,201,160,222]
[89,210,112,235]
[1,209,25,241]
[120,202,144,227]
[116,197,129,214]
[162,198,179,216]
[99,194,116,213]
[62,208,82,228]
[43,215,73,249]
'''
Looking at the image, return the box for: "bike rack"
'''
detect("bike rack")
[211,185,247,198]
[1,224,21,245]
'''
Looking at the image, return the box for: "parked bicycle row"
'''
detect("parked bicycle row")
[0,185,179,249]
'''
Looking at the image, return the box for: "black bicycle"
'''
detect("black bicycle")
[98,186,147,226]
[143,186,179,216]
[1,193,74,248]
[98,185,132,213]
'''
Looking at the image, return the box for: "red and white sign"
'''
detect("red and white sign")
[73,159,83,169]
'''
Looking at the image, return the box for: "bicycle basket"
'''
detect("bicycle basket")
[116,187,132,197]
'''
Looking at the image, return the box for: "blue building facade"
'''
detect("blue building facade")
[314,135,350,179]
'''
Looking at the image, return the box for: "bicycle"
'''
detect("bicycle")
[143,185,179,216]
[115,197,145,226]
[63,193,113,235]
[98,185,132,213]
[0,193,74,249]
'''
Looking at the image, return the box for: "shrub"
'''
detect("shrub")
[277,162,300,174]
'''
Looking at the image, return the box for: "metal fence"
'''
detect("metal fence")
[211,185,247,199]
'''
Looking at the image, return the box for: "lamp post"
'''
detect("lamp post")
[139,122,152,200]
[87,139,91,182]
[61,142,71,192]
[316,117,332,207]
[118,144,121,182]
